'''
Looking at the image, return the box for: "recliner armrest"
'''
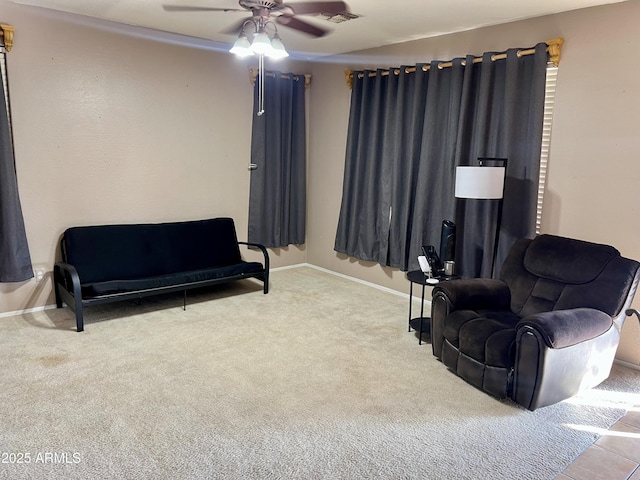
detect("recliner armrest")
[627,309,640,322]
[517,308,613,349]
[432,278,511,311]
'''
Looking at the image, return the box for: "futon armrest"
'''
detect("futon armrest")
[238,241,270,271]
[517,308,613,349]
[432,278,511,311]
[54,261,82,292]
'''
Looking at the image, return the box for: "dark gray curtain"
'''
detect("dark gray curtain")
[455,44,548,277]
[0,52,33,282]
[248,72,306,247]
[335,43,548,278]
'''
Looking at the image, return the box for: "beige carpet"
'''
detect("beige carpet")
[2,266,640,479]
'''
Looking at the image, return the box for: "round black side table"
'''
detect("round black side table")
[406,270,459,344]
[406,270,434,345]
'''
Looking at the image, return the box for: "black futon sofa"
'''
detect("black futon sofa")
[54,217,269,332]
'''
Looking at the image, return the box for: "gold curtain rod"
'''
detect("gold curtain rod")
[0,24,15,52]
[249,68,312,89]
[344,37,564,89]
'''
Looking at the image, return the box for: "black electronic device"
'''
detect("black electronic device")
[439,220,456,263]
[420,220,456,277]
[421,245,441,275]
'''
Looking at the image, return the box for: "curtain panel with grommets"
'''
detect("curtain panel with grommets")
[248,71,306,248]
[0,39,33,283]
[335,43,548,278]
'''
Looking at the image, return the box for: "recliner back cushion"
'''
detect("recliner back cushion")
[501,235,637,318]
[63,218,242,284]
[522,234,618,284]
[555,256,639,316]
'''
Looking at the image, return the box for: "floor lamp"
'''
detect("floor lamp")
[454,158,507,278]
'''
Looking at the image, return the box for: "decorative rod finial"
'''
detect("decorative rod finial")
[546,38,564,67]
[249,67,259,86]
[345,70,354,90]
[1,24,15,52]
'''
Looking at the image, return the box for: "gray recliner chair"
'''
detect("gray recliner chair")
[431,234,640,410]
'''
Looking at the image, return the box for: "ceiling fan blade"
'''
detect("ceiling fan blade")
[276,15,329,37]
[162,5,245,13]
[282,1,349,15]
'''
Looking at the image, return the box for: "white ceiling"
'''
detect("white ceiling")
[10,0,627,59]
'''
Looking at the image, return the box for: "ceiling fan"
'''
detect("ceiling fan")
[162,1,351,38]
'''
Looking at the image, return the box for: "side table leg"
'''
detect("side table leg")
[408,281,413,332]
[419,284,425,345]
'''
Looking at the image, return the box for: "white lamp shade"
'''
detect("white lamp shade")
[267,36,289,59]
[230,35,254,57]
[250,31,274,55]
[455,166,505,199]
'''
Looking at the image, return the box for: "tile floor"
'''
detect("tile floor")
[556,406,640,480]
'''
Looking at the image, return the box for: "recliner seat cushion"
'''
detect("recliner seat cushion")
[442,310,478,348]
[444,309,520,369]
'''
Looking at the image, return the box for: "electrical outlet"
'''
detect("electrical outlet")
[35,268,46,282]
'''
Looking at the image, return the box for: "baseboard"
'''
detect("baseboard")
[614,359,640,371]
[281,263,429,305]
[0,304,57,319]
[270,263,309,273]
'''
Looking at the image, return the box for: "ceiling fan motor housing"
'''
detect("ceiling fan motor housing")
[240,0,282,10]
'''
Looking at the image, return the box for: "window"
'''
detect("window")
[536,64,558,234]
[0,44,10,130]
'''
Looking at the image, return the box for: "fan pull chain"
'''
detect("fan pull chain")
[258,54,265,116]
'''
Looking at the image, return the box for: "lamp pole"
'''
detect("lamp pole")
[454,157,508,278]
[478,158,508,278]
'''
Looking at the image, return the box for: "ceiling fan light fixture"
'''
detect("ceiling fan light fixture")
[229,33,254,56]
[267,33,289,59]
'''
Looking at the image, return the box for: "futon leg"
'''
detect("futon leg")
[76,310,84,333]
[75,296,84,332]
